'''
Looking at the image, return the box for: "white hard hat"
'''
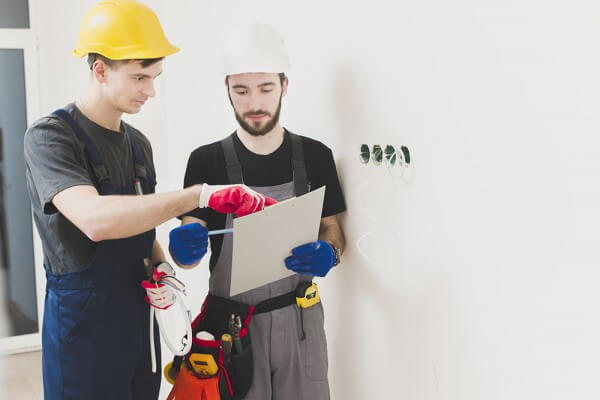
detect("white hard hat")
[222,23,291,76]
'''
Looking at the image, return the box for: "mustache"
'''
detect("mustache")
[243,110,271,118]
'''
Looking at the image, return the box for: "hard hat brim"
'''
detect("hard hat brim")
[74,43,180,60]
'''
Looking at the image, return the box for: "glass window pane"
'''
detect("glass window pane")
[0,0,30,29]
[0,48,38,337]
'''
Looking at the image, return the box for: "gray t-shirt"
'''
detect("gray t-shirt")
[24,103,156,275]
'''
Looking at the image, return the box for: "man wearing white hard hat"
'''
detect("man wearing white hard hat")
[23,2,275,399]
[168,23,346,399]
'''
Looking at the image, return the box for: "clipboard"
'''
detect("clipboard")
[229,186,325,296]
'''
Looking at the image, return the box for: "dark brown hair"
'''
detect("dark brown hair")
[87,53,163,70]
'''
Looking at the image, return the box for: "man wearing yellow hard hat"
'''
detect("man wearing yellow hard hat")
[166,24,346,399]
[23,2,275,399]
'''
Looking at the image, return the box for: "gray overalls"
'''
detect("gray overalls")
[209,133,330,399]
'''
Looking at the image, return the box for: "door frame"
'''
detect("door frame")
[0,0,45,354]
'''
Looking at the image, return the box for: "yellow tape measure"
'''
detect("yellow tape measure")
[296,282,320,309]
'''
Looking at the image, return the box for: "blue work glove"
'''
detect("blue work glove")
[168,223,208,267]
[284,240,335,277]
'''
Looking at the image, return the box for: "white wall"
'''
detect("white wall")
[162,1,600,399]
[28,0,600,399]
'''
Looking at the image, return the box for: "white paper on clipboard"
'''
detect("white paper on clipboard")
[229,186,325,296]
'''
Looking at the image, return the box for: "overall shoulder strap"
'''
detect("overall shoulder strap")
[123,124,149,181]
[221,133,244,184]
[51,109,109,183]
[288,132,309,196]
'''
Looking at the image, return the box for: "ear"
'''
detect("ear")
[281,76,289,97]
[92,59,108,83]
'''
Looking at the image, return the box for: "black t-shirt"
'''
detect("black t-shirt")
[182,129,346,269]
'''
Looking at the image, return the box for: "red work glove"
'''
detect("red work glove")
[198,184,277,217]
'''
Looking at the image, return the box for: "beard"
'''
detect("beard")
[233,94,283,137]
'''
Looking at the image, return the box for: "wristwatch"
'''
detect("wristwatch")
[327,242,342,266]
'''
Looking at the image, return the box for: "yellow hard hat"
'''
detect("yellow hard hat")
[74,0,179,60]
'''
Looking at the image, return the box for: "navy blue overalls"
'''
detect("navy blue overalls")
[42,109,161,399]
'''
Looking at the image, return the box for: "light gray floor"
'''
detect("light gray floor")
[0,350,43,400]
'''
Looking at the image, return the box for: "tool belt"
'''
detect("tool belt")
[165,281,320,400]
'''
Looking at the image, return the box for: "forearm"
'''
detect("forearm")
[319,215,345,253]
[152,240,167,264]
[85,185,203,241]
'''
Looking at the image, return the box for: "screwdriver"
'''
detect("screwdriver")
[208,228,234,236]
[221,333,233,364]
[233,316,243,353]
